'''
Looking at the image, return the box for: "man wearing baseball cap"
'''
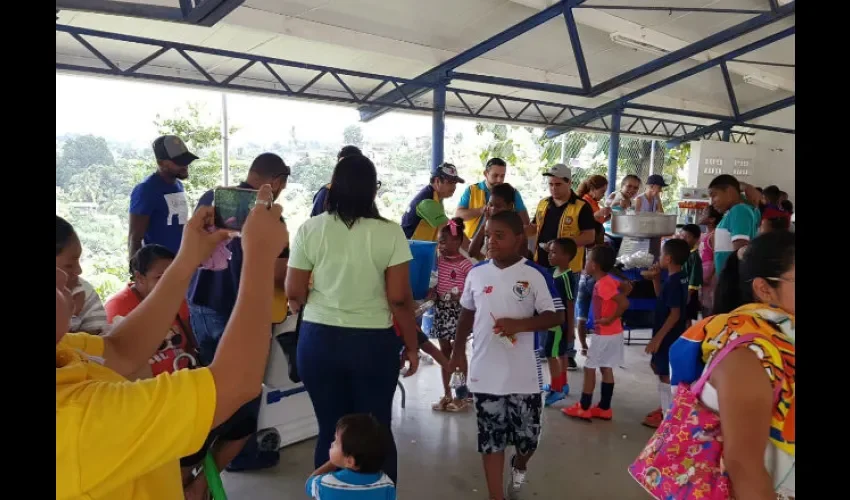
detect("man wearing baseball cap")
[531,163,596,270]
[128,135,198,260]
[401,162,464,241]
[634,174,668,213]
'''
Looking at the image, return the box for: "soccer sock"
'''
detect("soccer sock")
[550,370,564,392]
[598,382,615,410]
[658,382,673,416]
[560,371,568,386]
[580,392,593,410]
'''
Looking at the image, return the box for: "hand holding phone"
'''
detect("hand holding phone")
[213,187,260,232]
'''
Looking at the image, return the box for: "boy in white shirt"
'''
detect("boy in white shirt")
[450,211,564,500]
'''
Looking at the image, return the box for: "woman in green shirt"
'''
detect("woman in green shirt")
[286,155,420,485]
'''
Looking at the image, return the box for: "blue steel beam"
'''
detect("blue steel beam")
[357,0,588,122]
[544,25,795,138]
[587,1,795,97]
[623,103,794,135]
[447,72,585,95]
[576,5,770,15]
[732,59,794,68]
[56,0,244,27]
[432,84,447,170]
[563,7,591,91]
[720,62,740,118]
[55,24,755,144]
[607,111,621,195]
[668,96,794,145]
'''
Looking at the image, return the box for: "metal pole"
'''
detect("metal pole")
[220,93,230,186]
[649,139,656,175]
[607,111,621,195]
[432,84,446,170]
[721,129,731,142]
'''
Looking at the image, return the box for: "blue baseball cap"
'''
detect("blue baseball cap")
[647,174,668,187]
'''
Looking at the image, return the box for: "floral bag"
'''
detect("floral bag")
[628,333,781,499]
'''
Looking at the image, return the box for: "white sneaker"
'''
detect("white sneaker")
[510,465,527,491]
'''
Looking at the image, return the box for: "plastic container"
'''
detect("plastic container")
[409,240,438,300]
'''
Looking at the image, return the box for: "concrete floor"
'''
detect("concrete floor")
[223,333,658,499]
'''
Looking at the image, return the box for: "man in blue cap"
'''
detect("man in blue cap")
[401,163,465,241]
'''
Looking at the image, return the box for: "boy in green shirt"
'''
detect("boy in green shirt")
[678,224,703,325]
[542,238,577,406]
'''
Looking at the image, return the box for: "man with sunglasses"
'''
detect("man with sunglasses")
[455,157,530,241]
[402,163,464,241]
[184,152,291,477]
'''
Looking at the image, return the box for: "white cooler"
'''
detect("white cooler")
[257,315,318,449]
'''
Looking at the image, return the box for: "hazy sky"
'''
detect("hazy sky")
[55,74,477,147]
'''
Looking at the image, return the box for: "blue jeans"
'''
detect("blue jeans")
[188,304,267,468]
[297,321,402,483]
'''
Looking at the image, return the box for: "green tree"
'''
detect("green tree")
[343,125,364,148]
[56,135,115,188]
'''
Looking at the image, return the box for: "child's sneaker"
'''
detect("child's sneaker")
[544,390,566,407]
[509,455,527,491]
[567,357,579,371]
[642,408,664,428]
[590,405,613,420]
[562,403,592,421]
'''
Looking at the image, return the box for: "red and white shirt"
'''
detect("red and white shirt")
[436,254,474,297]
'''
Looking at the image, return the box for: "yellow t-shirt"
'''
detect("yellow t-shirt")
[56,333,217,500]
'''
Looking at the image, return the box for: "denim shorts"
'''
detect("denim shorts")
[575,273,596,322]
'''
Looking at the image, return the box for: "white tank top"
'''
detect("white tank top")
[634,193,659,213]
[700,381,795,498]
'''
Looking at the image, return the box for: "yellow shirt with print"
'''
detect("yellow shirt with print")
[56,333,216,500]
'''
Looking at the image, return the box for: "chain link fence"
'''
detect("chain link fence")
[555,132,689,213]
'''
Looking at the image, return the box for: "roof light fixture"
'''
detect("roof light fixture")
[743,74,779,91]
[609,32,670,56]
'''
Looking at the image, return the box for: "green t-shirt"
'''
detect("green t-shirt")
[288,213,413,329]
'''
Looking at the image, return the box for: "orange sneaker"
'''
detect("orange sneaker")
[562,403,592,421]
[645,407,663,419]
[642,409,664,428]
[590,405,613,420]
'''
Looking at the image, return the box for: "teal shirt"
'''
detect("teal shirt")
[714,203,760,273]
[288,213,413,328]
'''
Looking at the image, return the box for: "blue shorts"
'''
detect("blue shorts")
[650,334,681,377]
[575,273,595,322]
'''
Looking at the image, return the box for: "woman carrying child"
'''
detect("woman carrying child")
[430,218,475,412]
[667,230,795,498]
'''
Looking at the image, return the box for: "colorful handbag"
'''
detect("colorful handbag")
[628,333,781,499]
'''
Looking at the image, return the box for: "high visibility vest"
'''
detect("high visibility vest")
[402,186,443,242]
[533,196,587,273]
[463,183,488,240]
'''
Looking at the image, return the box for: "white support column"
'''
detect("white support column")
[221,93,230,186]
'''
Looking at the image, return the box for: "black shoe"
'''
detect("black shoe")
[567,357,579,371]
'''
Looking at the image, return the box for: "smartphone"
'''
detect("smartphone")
[213,187,258,232]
